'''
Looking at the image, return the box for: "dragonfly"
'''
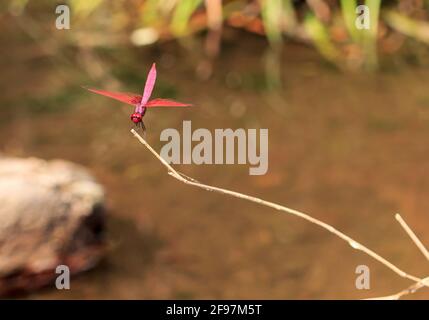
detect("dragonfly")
[85,63,192,132]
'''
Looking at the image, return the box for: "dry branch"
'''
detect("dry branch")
[131,129,429,299]
[395,213,429,262]
[367,276,429,300]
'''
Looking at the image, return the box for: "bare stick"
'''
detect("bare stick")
[367,276,429,300]
[131,129,426,287]
[395,213,429,261]
[372,213,429,299]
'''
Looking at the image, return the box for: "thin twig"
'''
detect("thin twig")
[367,277,429,300]
[395,213,429,261]
[131,129,427,291]
[367,214,429,300]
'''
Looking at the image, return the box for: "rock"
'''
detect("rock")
[0,157,106,296]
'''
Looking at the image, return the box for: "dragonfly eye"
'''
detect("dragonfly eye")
[130,113,142,123]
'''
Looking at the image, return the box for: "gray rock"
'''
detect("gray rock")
[0,157,105,296]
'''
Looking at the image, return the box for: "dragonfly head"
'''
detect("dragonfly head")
[130,112,142,124]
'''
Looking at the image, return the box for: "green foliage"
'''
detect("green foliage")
[341,0,381,69]
[6,0,429,71]
[69,0,103,18]
[261,0,283,45]
[304,13,339,63]
[384,10,429,45]
[340,0,359,42]
[362,0,381,70]
[171,0,203,36]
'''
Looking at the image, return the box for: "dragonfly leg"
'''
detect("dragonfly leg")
[140,121,147,137]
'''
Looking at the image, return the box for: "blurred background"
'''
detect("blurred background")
[1,0,429,299]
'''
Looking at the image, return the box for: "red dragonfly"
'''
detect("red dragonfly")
[85,63,192,132]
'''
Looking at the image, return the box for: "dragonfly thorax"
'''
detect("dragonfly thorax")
[131,112,142,124]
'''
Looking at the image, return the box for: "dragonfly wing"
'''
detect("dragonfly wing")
[85,87,141,106]
[140,63,157,106]
[145,98,193,108]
